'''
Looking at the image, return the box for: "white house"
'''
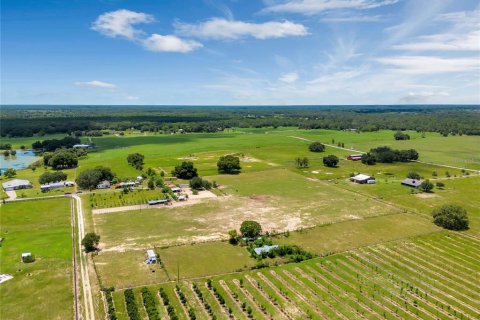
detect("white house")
[96,180,111,189]
[2,179,32,191]
[146,250,157,264]
[350,174,375,184]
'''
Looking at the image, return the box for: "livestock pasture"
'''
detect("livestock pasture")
[0,198,73,319]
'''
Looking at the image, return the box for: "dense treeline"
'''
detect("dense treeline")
[1,105,479,137]
[32,136,80,151]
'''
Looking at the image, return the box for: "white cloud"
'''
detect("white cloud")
[92,9,154,39]
[175,18,308,40]
[376,56,480,74]
[142,34,203,53]
[279,72,299,83]
[321,14,386,23]
[400,91,449,103]
[125,96,140,101]
[92,9,202,53]
[74,80,117,89]
[393,30,480,51]
[393,8,480,51]
[262,0,398,15]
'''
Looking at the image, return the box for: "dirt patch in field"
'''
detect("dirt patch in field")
[242,156,261,162]
[248,195,272,202]
[415,193,439,199]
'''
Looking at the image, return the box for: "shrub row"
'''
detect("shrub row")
[140,287,160,320]
[102,287,117,320]
[175,285,197,320]
[192,283,216,320]
[159,288,178,320]
[124,289,140,320]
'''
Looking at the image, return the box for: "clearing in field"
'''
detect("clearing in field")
[0,198,73,320]
[92,169,400,250]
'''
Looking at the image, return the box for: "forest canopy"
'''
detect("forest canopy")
[1,105,480,137]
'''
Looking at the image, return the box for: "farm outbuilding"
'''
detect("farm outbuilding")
[253,245,279,255]
[40,181,75,191]
[21,252,33,263]
[401,178,423,188]
[350,174,375,184]
[347,154,363,161]
[116,181,136,189]
[146,250,157,264]
[96,180,111,189]
[73,144,93,149]
[2,179,32,191]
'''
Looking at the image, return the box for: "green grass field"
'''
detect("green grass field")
[2,128,479,320]
[0,198,73,320]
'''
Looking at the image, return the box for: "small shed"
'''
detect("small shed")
[21,252,32,263]
[136,176,144,182]
[347,154,363,161]
[146,250,157,264]
[351,174,375,184]
[253,245,279,256]
[177,195,187,201]
[401,178,423,188]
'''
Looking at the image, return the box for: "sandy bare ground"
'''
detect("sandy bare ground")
[92,189,218,214]
[5,190,17,200]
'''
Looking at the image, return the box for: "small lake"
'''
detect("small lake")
[0,150,39,171]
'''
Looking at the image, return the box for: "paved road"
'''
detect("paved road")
[72,195,95,320]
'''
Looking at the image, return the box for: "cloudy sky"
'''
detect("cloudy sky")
[2,0,479,105]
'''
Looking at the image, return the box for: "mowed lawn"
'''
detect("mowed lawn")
[93,250,170,289]
[159,241,255,280]
[275,212,441,254]
[0,198,73,320]
[94,241,256,288]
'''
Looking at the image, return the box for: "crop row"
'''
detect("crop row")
[114,233,479,320]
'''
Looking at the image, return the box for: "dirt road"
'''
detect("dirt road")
[72,195,95,320]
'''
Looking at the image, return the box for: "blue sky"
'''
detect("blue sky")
[1,0,479,105]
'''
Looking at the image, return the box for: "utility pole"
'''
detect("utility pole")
[177,262,180,284]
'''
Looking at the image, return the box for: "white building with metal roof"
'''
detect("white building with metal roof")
[2,179,32,191]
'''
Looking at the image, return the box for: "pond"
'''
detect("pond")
[0,150,39,171]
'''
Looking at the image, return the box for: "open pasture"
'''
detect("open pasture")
[109,231,480,320]
[0,198,73,320]
[340,176,480,236]
[93,241,255,289]
[92,169,400,250]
